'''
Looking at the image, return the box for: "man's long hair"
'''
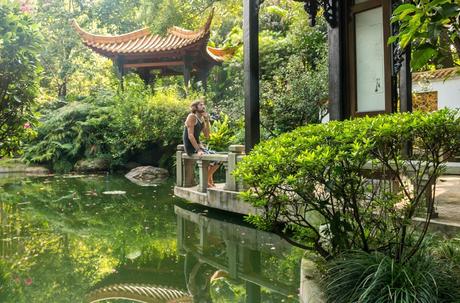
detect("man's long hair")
[190,98,205,114]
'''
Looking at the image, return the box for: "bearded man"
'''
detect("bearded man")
[183,98,220,187]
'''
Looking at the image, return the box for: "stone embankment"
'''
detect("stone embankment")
[0,159,49,175]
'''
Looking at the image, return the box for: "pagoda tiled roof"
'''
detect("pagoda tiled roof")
[72,12,227,63]
[412,67,460,82]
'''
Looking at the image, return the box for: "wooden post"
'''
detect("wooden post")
[198,65,211,92]
[243,0,260,151]
[197,159,209,192]
[400,47,413,157]
[243,248,261,303]
[400,46,412,113]
[183,55,192,94]
[116,55,125,91]
[225,145,245,191]
[328,1,348,120]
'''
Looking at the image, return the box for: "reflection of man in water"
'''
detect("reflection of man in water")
[183,98,220,188]
[185,252,213,302]
[185,252,235,303]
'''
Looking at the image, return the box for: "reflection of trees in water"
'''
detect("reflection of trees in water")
[176,205,303,303]
[0,175,179,302]
[0,177,304,302]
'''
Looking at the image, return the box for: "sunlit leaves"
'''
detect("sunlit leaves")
[235,110,460,260]
[391,0,460,70]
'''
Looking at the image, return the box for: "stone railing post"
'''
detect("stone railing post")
[197,159,209,192]
[176,144,196,187]
[176,145,184,187]
[225,145,245,191]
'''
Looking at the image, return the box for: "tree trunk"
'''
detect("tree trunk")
[58,81,67,99]
[439,31,455,68]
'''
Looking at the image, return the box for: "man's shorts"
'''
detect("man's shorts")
[201,148,220,167]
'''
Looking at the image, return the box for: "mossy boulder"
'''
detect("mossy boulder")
[74,159,110,173]
[125,166,169,186]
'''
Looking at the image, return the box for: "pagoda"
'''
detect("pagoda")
[72,12,229,89]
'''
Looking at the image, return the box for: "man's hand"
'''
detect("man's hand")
[201,112,210,122]
[197,149,205,156]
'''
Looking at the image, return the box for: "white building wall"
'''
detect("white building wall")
[320,75,459,123]
[412,76,460,110]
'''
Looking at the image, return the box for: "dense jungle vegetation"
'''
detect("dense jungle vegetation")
[1,0,458,172]
[0,0,329,172]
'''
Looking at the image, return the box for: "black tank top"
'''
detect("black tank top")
[183,114,203,156]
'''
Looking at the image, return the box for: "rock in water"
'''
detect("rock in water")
[74,159,110,173]
[125,166,169,186]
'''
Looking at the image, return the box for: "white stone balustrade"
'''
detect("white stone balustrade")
[175,144,245,193]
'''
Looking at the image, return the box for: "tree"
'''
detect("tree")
[33,0,93,100]
[0,1,41,157]
[391,0,460,70]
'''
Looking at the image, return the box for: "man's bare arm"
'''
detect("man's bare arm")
[202,113,211,139]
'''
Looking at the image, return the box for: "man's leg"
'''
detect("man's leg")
[207,164,220,187]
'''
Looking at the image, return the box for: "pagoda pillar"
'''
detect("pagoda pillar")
[198,65,212,92]
[183,55,193,93]
[116,55,125,90]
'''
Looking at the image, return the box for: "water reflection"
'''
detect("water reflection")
[0,175,181,302]
[175,203,301,302]
[0,175,302,302]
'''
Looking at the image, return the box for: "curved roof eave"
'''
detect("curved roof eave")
[72,10,214,55]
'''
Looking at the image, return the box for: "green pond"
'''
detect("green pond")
[0,174,303,303]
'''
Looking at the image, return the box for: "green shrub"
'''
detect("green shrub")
[23,100,111,167]
[0,2,41,157]
[235,110,460,261]
[106,82,191,167]
[24,77,192,170]
[205,113,239,152]
[322,248,460,303]
[260,54,328,134]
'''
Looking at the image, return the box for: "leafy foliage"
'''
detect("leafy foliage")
[391,0,460,70]
[261,3,328,135]
[24,77,191,171]
[323,245,460,303]
[261,54,328,134]
[205,0,329,136]
[205,113,238,151]
[15,0,328,167]
[235,110,460,261]
[23,101,108,172]
[0,1,41,156]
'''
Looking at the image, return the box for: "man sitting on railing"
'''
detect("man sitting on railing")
[183,98,220,188]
